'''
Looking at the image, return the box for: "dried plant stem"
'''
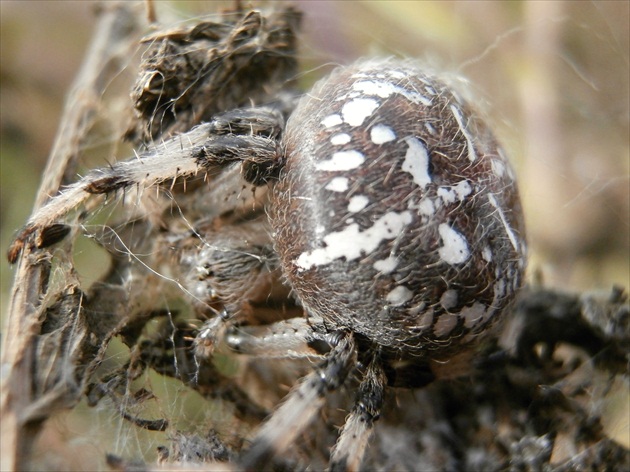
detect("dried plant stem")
[35,3,141,207]
[0,3,142,470]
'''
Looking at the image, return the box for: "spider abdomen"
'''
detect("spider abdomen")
[271,59,526,357]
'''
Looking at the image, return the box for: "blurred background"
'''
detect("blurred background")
[1,1,628,468]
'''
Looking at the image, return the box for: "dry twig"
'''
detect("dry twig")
[0,3,142,470]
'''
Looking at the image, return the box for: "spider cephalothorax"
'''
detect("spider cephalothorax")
[8,6,526,472]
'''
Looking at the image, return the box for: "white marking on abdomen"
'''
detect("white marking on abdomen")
[352,80,431,106]
[491,159,505,177]
[487,193,519,252]
[373,256,398,274]
[409,197,435,217]
[437,180,472,204]
[322,114,342,128]
[386,286,413,306]
[370,124,396,144]
[450,105,477,162]
[461,302,487,328]
[440,289,459,310]
[341,98,379,126]
[402,137,432,189]
[330,133,351,145]
[481,245,493,262]
[316,150,365,171]
[438,223,470,265]
[348,195,369,213]
[325,177,350,192]
[352,80,394,98]
[295,211,413,271]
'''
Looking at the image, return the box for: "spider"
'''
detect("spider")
[8,4,526,471]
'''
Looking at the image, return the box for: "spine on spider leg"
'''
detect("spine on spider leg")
[239,332,357,471]
[330,358,386,472]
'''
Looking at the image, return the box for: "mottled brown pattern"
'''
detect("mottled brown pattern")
[274,60,526,362]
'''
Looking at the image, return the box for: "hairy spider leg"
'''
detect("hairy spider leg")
[228,320,387,470]
[330,356,386,472]
[239,331,357,471]
[8,106,285,263]
[225,316,331,358]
